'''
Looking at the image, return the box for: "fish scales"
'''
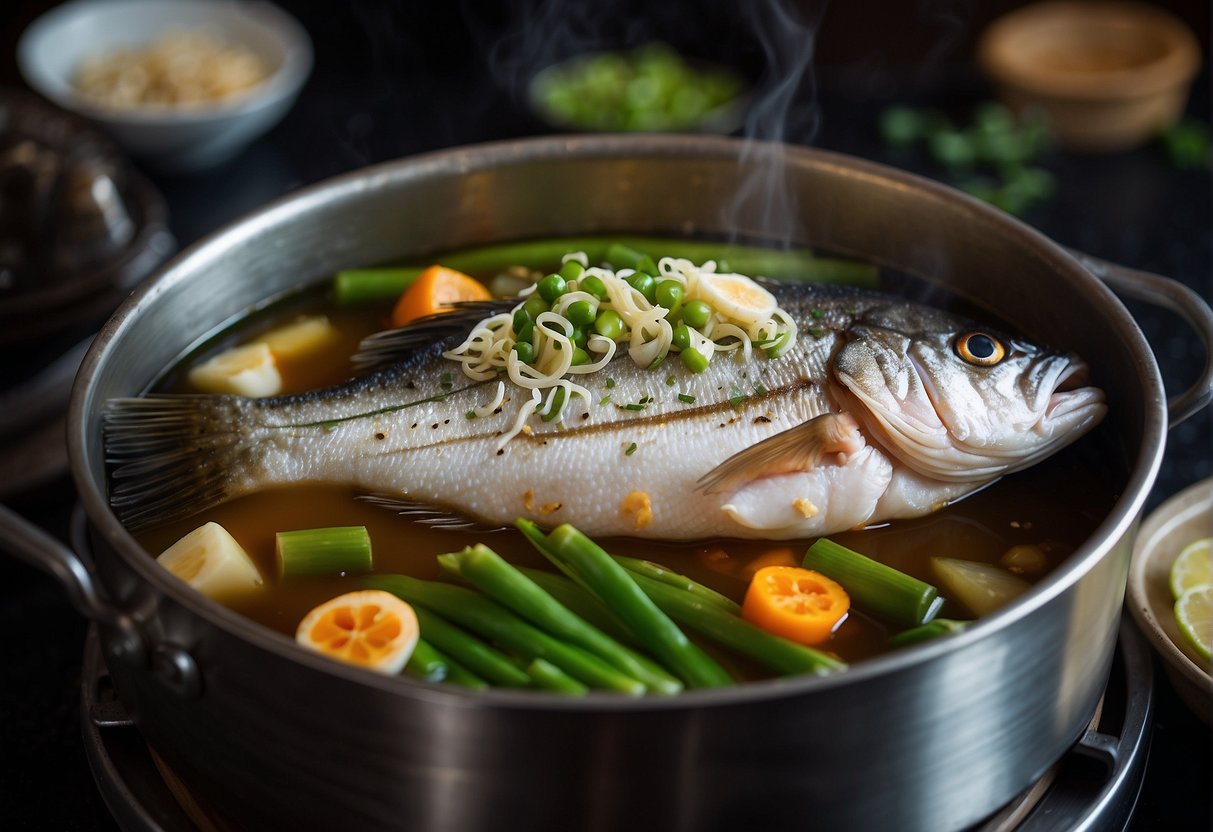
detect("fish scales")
[105,283,1106,539]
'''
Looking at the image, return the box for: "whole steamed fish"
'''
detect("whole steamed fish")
[106,283,1106,539]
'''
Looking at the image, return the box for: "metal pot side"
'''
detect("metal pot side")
[68,136,1167,831]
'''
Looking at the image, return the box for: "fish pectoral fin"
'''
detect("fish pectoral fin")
[696,412,866,495]
[352,299,515,373]
[355,493,504,532]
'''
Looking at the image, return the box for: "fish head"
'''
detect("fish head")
[830,304,1106,483]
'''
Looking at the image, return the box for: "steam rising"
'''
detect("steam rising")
[464,0,829,247]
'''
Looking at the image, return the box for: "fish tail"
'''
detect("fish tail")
[104,394,259,530]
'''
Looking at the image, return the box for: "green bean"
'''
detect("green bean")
[442,656,490,690]
[612,556,740,614]
[889,618,969,648]
[628,572,846,675]
[519,567,639,647]
[525,658,588,695]
[519,520,733,689]
[364,575,646,695]
[440,546,682,695]
[333,267,424,305]
[606,243,647,270]
[404,639,448,682]
[414,607,530,687]
[334,238,878,306]
[803,538,942,627]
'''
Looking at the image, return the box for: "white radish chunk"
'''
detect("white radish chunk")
[188,342,282,397]
[157,522,263,599]
[931,557,1030,617]
[261,315,337,359]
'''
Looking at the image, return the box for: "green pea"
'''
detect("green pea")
[523,293,550,321]
[655,280,684,315]
[559,260,585,280]
[537,273,568,303]
[571,326,589,348]
[594,309,625,340]
[512,341,535,364]
[682,299,713,329]
[681,347,709,373]
[579,275,608,300]
[512,307,531,334]
[672,324,692,351]
[627,272,657,303]
[566,300,597,327]
[515,320,535,345]
[571,347,591,366]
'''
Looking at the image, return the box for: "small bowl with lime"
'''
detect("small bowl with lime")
[1127,477,1212,723]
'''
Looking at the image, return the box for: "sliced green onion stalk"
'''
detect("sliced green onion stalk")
[276,526,373,579]
[518,520,733,689]
[612,556,740,614]
[889,618,969,648]
[439,546,682,695]
[414,607,531,687]
[364,574,646,696]
[803,538,942,627]
[525,658,588,695]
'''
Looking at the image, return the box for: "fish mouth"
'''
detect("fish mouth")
[1042,359,1105,424]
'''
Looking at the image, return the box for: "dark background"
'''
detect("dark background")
[0,1,1210,829]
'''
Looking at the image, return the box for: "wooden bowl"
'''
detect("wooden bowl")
[1126,478,1212,724]
[978,1,1201,151]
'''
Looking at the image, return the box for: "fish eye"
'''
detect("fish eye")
[955,332,1006,366]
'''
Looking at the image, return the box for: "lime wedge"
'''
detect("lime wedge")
[1169,537,1212,599]
[1174,584,1213,665]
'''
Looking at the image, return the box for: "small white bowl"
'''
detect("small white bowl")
[17,0,312,172]
[1126,477,1212,724]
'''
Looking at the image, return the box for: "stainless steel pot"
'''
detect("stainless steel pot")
[5,136,1212,831]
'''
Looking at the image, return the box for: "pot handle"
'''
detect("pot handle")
[0,501,201,698]
[1067,248,1213,427]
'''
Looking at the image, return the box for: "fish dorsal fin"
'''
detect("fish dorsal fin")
[355,493,505,532]
[352,300,514,373]
[696,412,866,495]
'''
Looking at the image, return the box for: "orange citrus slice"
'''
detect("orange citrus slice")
[741,565,850,646]
[296,590,419,674]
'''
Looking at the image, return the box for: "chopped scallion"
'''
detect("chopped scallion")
[625,442,638,456]
[677,393,695,403]
[276,526,373,579]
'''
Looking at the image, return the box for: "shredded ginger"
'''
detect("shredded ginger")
[444,255,797,446]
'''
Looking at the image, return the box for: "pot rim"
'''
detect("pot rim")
[68,134,1167,711]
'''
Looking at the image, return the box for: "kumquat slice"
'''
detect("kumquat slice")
[296,590,419,674]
